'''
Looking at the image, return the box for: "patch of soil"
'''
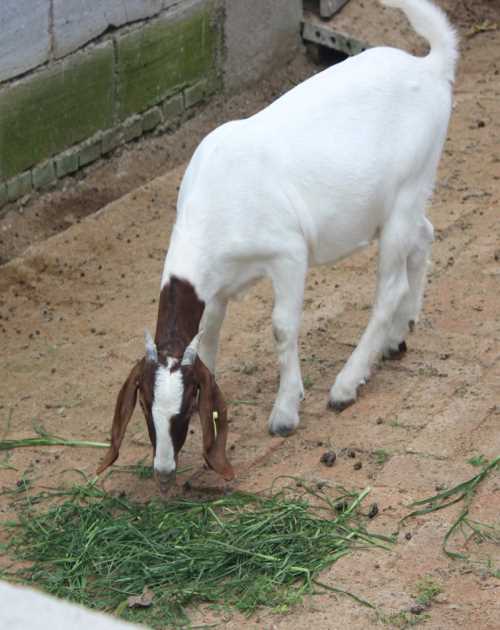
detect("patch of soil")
[1,2,499,629]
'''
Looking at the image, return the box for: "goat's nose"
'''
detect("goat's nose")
[154,469,176,495]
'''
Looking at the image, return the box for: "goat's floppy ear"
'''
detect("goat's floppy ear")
[195,359,235,481]
[97,360,143,475]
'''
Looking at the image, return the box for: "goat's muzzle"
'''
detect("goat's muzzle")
[154,470,176,496]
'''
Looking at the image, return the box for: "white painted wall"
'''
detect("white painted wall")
[0,0,181,82]
[53,0,168,58]
[0,0,50,83]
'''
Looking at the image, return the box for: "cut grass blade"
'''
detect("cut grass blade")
[0,436,110,450]
[4,480,391,628]
[403,456,500,559]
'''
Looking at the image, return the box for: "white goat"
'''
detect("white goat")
[98,0,458,490]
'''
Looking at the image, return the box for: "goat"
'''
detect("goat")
[97,0,458,492]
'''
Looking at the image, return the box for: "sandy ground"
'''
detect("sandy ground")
[1,1,499,628]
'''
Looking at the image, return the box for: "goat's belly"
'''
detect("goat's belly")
[307,210,380,266]
[311,235,374,266]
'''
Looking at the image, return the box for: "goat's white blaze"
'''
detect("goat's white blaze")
[152,360,184,473]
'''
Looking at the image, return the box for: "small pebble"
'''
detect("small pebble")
[353,461,362,470]
[410,604,426,615]
[376,417,383,425]
[347,448,356,458]
[405,532,412,540]
[335,500,349,512]
[320,451,336,467]
[183,480,192,492]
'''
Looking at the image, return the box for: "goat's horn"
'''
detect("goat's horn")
[181,330,203,366]
[144,329,158,363]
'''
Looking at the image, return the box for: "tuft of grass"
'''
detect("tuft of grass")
[403,456,500,561]
[240,363,258,376]
[414,576,442,608]
[110,458,154,480]
[303,375,315,391]
[0,424,109,451]
[373,449,391,466]
[468,454,489,467]
[388,419,403,429]
[111,460,193,481]
[379,610,430,628]
[229,399,258,407]
[4,480,392,628]
[0,436,109,451]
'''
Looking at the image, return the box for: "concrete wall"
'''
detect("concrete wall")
[0,580,147,629]
[0,0,302,212]
[224,0,302,92]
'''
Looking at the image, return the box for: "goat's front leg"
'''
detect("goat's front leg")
[199,298,228,373]
[268,253,307,437]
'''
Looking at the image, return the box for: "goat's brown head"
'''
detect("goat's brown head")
[96,331,234,493]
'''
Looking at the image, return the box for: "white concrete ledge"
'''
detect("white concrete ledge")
[0,581,148,630]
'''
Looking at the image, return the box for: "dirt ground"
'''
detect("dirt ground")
[1,1,499,628]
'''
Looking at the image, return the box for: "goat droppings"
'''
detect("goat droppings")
[320,451,336,467]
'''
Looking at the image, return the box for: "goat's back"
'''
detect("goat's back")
[175,47,452,266]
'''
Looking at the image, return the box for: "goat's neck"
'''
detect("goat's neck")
[154,275,205,358]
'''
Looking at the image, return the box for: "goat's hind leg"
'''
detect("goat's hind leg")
[329,219,412,410]
[383,217,434,359]
[268,253,307,437]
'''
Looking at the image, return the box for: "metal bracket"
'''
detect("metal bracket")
[302,20,369,57]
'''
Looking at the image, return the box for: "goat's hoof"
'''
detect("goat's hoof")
[327,398,355,413]
[269,424,296,437]
[268,408,299,437]
[383,341,408,361]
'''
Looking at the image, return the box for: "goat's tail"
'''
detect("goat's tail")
[380,0,459,83]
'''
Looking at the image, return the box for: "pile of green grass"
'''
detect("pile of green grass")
[3,480,391,627]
